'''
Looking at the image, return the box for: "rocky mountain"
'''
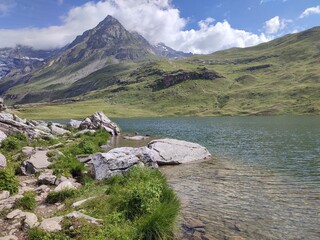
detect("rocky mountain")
[0,46,60,80]
[1,18,319,116]
[154,43,192,59]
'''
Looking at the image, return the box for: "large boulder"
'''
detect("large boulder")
[79,112,120,136]
[50,124,70,136]
[148,138,211,165]
[91,147,158,180]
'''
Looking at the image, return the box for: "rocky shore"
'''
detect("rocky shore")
[0,98,212,240]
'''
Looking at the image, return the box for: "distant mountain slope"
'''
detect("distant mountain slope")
[2,22,320,116]
[0,46,60,80]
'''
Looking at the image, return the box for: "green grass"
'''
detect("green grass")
[16,191,37,211]
[45,189,79,204]
[0,168,19,194]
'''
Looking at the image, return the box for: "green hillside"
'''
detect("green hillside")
[8,27,320,119]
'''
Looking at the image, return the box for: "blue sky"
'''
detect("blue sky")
[0,0,319,53]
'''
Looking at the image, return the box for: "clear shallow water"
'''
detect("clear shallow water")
[114,116,320,240]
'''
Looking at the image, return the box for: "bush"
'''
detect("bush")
[27,227,68,240]
[45,189,79,204]
[0,168,19,194]
[1,133,28,153]
[16,191,37,211]
[51,154,84,178]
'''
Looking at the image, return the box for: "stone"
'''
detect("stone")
[79,112,120,136]
[20,150,51,175]
[72,197,96,208]
[123,135,149,141]
[75,129,96,136]
[39,216,64,232]
[6,209,23,219]
[21,147,35,157]
[148,138,211,165]
[23,212,38,229]
[0,235,18,240]
[0,191,10,200]
[68,119,82,129]
[54,180,76,192]
[91,147,158,180]
[51,125,70,136]
[0,153,6,168]
[66,211,102,225]
[38,171,57,185]
[0,130,7,143]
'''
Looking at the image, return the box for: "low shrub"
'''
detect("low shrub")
[0,168,19,194]
[27,227,67,240]
[1,133,28,153]
[16,191,36,211]
[45,189,79,204]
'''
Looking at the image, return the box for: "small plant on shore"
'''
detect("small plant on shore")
[45,189,79,204]
[0,168,19,194]
[16,191,36,211]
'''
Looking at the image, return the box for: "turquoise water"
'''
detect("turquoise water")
[114,116,320,239]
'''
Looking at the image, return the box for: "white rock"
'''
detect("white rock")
[0,190,10,200]
[22,147,35,157]
[0,153,6,168]
[68,119,82,129]
[67,211,102,225]
[72,197,96,208]
[0,130,7,143]
[51,125,70,136]
[23,212,39,228]
[54,180,76,192]
[148,138,211,165]
[6,209,23,219]
[39,216,64,232]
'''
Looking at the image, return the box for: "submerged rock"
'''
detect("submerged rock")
[148,138,211,165]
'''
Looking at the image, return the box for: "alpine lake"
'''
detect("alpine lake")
[112,116,320,240]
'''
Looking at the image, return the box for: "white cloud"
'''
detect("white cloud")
[0,0,16,16]
[300,6,320,19]
[264,16,291,35]
[0,0,268,53]
[265,16,280,34]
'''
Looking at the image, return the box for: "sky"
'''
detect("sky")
[0,0,319,54]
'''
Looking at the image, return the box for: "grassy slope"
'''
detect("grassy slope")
[10,27,320,119]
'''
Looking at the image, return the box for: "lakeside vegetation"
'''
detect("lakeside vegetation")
[0,127,180,239]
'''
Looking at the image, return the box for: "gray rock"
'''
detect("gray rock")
[0,153,6,168]
[79,112,120,136]
[6,209,23,219]
[0,130,7,143]
[75,129,96,136]
[38,171,57,185]
[0,98,7,112]
[66,211,102,225]
[39,216,64,232]
[22,147,35,157]
[23,212,38,229]
[51,125,70,136]
[68,119,82,129]
[0,190,10,200]
[148,138,211,165]
[91,147,158,180]
[72,197,96,208]
[54,180,76,192]
[20,150,51,175]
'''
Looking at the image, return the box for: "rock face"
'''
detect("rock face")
[91,147,158,180]
[148,138,211,165]
[77,111,120,136]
